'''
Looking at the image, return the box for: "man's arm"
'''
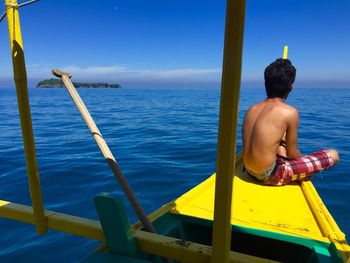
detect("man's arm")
[285,108,303,159]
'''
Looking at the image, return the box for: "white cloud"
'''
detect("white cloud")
[136,68,221,79]
[60,65,129,75]
[26,64,221,83]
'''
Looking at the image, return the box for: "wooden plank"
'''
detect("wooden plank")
[0,200,105,242]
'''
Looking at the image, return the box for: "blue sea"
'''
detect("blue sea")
[0,86,349,262]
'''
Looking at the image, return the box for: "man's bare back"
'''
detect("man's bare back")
[242,98,301,174]
[242,58,338,185]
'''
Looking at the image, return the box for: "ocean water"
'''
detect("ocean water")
[0,86,349,262]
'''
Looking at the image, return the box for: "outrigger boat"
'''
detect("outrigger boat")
[0,0,349,262]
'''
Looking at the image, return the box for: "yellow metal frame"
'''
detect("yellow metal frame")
[4,0,46,233]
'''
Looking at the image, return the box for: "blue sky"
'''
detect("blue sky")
[0,0,349,88]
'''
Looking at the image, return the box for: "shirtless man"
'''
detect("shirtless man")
[242,58,339,186]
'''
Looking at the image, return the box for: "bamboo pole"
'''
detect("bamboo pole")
[211,0,246,262]
[5,0,46,234]
[51,69,156,234]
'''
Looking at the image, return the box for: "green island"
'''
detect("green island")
[36,78,121,88]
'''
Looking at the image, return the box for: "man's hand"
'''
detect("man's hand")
[280,132,287,147]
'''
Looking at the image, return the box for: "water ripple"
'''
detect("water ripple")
[0,87,349,261]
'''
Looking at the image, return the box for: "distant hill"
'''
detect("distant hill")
[36,78,121,88]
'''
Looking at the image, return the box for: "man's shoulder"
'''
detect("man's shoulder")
[246,101,298,117]
[280,103,298,115]
[278,103,299,124]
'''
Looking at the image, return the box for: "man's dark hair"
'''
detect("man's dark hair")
[264,58,296,98]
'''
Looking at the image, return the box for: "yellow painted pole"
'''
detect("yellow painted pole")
[5,0,46,234]
[283,45,288,59]
[211,0,246,262]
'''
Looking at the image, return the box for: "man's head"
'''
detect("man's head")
[264,58,296,99]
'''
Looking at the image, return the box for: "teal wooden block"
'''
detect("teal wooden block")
[94,193,138,257]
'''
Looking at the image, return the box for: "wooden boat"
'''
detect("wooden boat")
[80,154,350,262]
[124,153,350,262]
[0,0,349,262]
[73,150,349,262]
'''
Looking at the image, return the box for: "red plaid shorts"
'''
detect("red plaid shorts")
[265,150,335,186]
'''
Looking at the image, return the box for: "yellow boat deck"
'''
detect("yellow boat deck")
[166,154,350,261]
